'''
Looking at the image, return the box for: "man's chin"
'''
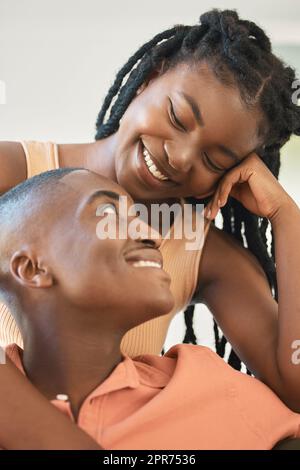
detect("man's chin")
[148,296,175,318]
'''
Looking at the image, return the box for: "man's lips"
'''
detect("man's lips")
[124,248,163,268]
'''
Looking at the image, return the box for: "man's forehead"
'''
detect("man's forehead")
[59,170,128,199]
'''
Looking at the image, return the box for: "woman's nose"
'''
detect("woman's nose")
[164,141,195,174]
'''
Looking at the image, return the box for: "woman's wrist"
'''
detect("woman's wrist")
[269,193,300,227]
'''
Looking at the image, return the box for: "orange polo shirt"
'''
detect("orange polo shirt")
[6,343,300,450]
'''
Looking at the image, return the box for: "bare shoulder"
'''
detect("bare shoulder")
[194,222,268,300]
[0,141,27,193]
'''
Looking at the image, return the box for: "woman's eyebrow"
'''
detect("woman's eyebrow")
[179,92,205,127]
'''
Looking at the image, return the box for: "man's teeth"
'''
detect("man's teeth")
[142,147,169,181]
[132,260,162,269]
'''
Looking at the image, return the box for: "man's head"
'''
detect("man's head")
[0,169,174,343]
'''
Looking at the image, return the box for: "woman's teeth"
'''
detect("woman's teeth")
[132,260,162,269]
[142,147,169,182]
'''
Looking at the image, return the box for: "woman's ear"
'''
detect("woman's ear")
[10,251,54,288]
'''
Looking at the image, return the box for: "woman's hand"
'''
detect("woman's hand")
[204,152,292,221]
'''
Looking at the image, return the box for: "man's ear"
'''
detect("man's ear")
[10,251,54,288]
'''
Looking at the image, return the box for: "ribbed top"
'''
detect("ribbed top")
[0,141,211,356]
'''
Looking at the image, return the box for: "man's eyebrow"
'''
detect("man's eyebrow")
[85,190,120,206]
[218,145,242,164]
[179,92,205,127]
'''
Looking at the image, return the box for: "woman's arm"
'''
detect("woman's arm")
[0,353,102,449]
[0,143,103,448]
[268,197,300,410]
[0,142,27,194]
[194,223,290,406]
[194,153,300,411]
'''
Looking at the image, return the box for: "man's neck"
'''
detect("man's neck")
[22,323,124,420]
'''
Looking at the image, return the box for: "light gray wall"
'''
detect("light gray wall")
[0,0,299,142]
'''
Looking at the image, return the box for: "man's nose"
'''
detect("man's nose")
[130,217,162,249]
[164,141,196,174]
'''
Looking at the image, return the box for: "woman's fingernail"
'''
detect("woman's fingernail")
[206,208,211,219]
[218,199,222,207]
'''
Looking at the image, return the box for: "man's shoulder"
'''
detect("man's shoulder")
[133,343,223,378]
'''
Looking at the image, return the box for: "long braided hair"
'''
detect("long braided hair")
[95,9,300,370]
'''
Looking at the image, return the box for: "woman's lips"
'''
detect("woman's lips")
[135,140,179,190]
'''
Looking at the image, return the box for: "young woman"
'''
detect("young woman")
[0,8,300,447]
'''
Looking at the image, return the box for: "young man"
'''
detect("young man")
[0,168,300,450]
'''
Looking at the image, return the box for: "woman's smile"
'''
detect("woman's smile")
[134,139,180,191]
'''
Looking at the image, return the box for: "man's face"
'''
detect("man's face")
[42,170,174,331]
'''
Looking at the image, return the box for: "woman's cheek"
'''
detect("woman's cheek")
[187,165,221,197]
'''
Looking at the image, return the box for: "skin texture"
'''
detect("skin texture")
[1,61,300,445]
[59,63,264,202]
[4,171,173,421]
[2,170,300,451]
[0,357,102,450]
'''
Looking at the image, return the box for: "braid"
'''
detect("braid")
[182,305,197,344]
[95,28,181,129]
[95,10,300,370]
[95,25,190,139]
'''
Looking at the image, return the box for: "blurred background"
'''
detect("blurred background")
[0,0,299,356]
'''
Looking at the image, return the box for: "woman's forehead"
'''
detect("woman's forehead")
[151,62,264,156]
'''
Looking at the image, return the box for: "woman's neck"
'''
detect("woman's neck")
[57,137,181,233]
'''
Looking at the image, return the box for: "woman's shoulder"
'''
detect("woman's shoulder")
[193,222,267,300]
[0,139,63,194]
[21,141,60,177]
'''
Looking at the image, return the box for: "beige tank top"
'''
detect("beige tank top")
[0,141,211,357]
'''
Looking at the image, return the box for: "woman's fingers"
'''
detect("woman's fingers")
[218,180,234,207]
[204,152,288,220]
[205,178,234,219]
[204,168,245,219]
[204,191,221,219]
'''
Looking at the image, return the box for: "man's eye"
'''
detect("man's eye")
[96,203,117,216]
[168,98,186,132]
[203,152,225,173]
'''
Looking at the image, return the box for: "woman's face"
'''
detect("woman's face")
[113,61,265,201]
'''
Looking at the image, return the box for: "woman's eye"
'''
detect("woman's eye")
[168,98,186,132]
[203,152,225,173]
[96,203,117,217]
